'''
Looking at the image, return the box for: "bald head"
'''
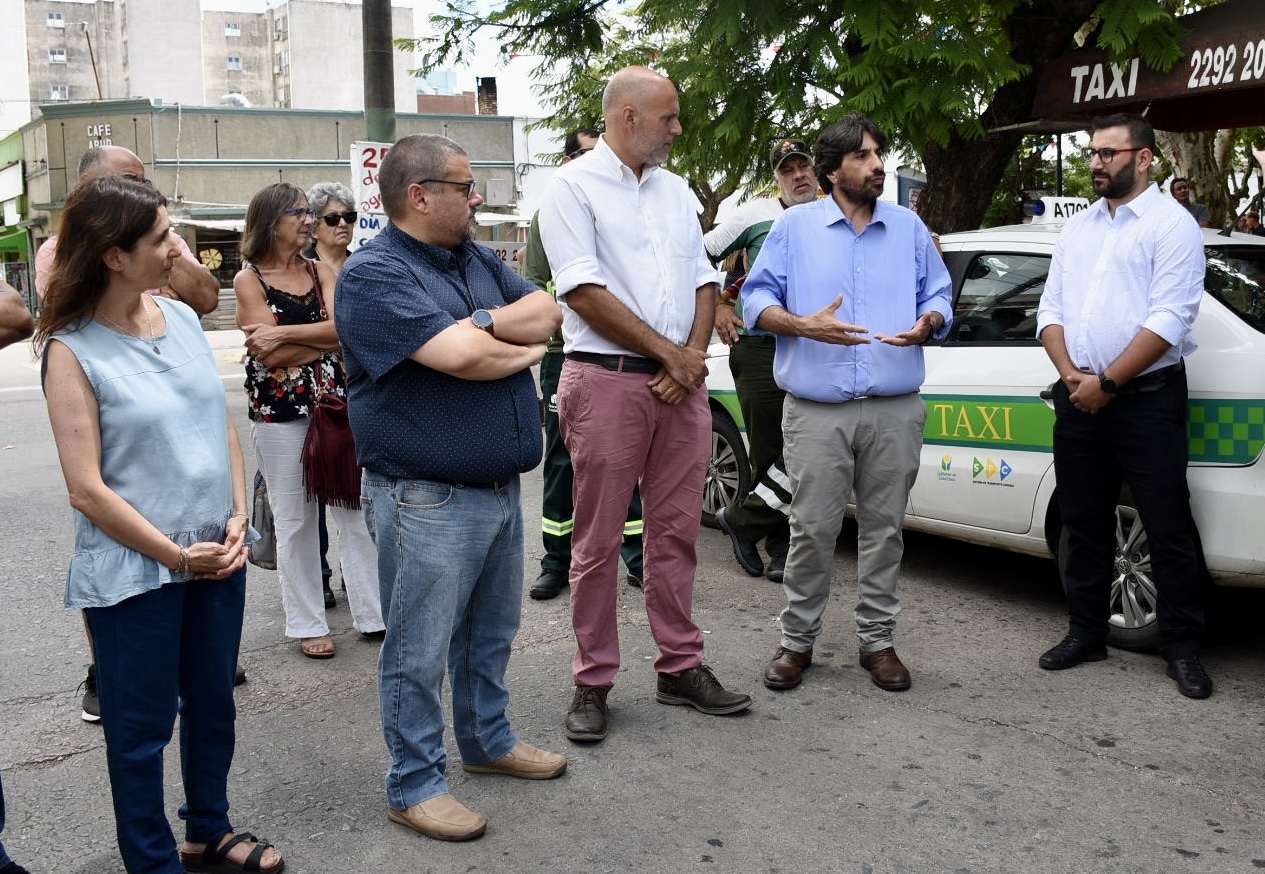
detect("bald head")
[601,66,674,123]
[601,66,682,176]
[78,146,145,184]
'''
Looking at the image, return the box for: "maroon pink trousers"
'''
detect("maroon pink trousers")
[557,360,710,686]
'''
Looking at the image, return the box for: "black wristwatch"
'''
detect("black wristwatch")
[471,309,495,333]
[1098,372,1119,394]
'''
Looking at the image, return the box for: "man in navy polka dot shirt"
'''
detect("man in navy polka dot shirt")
[337,133,568,842]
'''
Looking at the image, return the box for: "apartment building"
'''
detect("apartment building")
[7,0,417,135]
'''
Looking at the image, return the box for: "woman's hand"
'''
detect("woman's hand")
[190,530,248,580]
[242,323,288,365]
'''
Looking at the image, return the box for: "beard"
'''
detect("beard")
[1092,161,1136,200]
[836,175,883,206]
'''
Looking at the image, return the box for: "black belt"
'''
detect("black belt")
[1116,360,1184,395]
[566,351,661,374]
[456,479,512,490]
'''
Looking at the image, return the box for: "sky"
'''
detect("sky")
[200,0,551,118]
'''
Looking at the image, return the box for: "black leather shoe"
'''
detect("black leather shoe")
[716,507,763,576]
[766,554,786,583]
[1038,634,1108,670]
[656,665,752,714]
[530,570,568,601]
[565,685,609,742]
[625,573,643,589]
[1167,656,1213,699]
[323,580,337,609]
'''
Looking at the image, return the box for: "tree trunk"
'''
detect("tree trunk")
[921,130,1025,234]
[919,0,1102,233]
[1157,129,1229,228]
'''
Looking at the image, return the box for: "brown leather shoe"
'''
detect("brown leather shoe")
[461,740,567,779]
[763,646,812,690]
[387,793,487,841]
[859,646,911,691]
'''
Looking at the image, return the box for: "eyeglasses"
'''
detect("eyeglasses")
[1082,147,1144,165]
[283,206,315,219]
[418,179,478,199]
[320,211,357,227]
[567,148,592,160]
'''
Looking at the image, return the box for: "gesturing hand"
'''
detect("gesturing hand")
[801,296,870,346]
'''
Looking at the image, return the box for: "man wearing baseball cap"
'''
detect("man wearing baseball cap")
[704,138,818,583]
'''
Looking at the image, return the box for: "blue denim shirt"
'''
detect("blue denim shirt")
[741,197,953,403]
[337,222,543,483]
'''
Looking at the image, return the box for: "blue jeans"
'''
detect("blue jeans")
[362,474,523,810]
[86,571,245,874]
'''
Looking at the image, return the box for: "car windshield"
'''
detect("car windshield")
[1204,244,1265,333]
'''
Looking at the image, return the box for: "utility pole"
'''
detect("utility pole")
[79,22,102,100]
[363,0,395,145]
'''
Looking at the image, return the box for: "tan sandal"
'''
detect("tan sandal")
[300,635,335,659]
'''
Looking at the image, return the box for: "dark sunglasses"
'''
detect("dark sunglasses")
[567,148,593,160]
[320,211,357,227]
[283,206,315,219]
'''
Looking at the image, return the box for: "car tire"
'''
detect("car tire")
[1056,488,1161,652]
[701,407,750,530]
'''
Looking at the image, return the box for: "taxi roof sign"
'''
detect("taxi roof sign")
[1027,196,1090,224]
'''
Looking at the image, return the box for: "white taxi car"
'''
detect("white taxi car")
[704,219,1265,650]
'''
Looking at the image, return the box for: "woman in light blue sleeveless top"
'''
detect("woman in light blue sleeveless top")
[37,178,284,874]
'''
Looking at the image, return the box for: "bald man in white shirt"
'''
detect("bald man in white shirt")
[539,66,751,743]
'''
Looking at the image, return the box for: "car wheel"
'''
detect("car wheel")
[702,407,749,530]
[1056,490,1161,652]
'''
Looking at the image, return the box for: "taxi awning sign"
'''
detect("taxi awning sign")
[1028,0,1265,133]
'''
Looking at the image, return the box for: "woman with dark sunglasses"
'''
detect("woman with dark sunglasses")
[303,182,358,276]
[233,183,384,661]
[303,182,359,606]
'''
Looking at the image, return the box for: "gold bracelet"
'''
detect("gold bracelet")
[177,546,190,576]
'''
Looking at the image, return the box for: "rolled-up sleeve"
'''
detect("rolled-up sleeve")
[740,218,789,330]
[538,177,604,300]
[1143,214,1204,345]
[916,227,954,340]
[1035,241,1066,339]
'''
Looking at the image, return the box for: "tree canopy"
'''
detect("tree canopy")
[402,0,1208,232]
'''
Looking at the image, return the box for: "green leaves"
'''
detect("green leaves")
[400,0,1208,231]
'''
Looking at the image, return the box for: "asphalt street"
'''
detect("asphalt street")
[1,331,1263,874]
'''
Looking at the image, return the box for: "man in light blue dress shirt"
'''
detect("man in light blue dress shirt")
[741,113,952,693]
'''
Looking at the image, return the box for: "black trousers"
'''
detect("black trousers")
[1052,366,1204,657]
[727,335,791,556]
